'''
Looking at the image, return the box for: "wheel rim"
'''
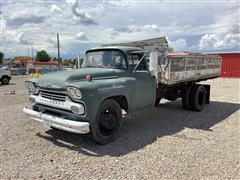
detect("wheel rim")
[98,107,118,136]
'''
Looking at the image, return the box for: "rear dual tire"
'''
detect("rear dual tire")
[182,84,206,111]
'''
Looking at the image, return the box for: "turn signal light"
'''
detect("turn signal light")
[71,105,80,114]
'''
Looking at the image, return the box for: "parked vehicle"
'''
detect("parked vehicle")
[23,38,221,144]
[0,67,11,85]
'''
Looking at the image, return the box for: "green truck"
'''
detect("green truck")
[23,38,221,144]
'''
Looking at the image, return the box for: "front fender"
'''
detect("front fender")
[68,78,129,124]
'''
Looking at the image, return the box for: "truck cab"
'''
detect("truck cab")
[23,46,156,144]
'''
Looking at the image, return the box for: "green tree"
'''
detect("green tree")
[0,51,4,65]
[36,50,50,62]
[62,59,70,66]
[168,47,174,52]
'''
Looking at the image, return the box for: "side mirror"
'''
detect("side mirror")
[149,51,159,84]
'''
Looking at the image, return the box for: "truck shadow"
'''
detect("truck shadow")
[36,100,239,157]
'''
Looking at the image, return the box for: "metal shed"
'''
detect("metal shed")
[208,52,240,78]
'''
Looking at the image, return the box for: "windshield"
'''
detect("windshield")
[82,50,126,69]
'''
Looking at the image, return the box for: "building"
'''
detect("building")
[208,52,240,78]
[12,56,33,68]
[27,61,59,74]
[11,56,59,75]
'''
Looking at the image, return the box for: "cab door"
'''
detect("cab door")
[127,53,156,110]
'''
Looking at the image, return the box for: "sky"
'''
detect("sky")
[0,0,239,59]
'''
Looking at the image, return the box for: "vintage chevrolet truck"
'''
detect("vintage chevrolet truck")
[23,38,221,144]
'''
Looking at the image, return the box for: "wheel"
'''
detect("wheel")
[155,97,161,106]
[189,85,206,111]
[182,85,193,110]
[1,76,10,85]
[91,99,122,144]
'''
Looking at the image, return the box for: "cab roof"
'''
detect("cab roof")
[86,46,143,54]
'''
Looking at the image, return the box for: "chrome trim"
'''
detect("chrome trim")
[66,86,82,100]
[37,88,87,117]
[30,95,85,115]
[65,85,84,102]
[41,91,66,102]
[98,84,125,91]
[23,107,90,134]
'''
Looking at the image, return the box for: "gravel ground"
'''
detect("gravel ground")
[0,77,239,179]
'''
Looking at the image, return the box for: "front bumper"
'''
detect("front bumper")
[23,107,90,134]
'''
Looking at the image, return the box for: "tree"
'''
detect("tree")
[0,51,4,65]
[36,50,50,62]
[168,47,174,52]
[62,59,71,66]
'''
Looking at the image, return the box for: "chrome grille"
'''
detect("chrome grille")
[40,90,66,102]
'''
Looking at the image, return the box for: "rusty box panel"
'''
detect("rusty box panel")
[160,54,221,84]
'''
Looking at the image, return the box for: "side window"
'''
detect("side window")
[113,51,127,69]
[128,54,147,71]
[127,55,134,69]
[132,55,140,65]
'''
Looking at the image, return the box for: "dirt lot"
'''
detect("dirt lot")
[0,77,239,179]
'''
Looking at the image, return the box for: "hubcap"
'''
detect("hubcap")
[99,107,118,136]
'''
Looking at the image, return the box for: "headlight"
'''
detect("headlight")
[35,87,40,94]
[75,89,82,97]
[25,81,36,93]
[67,86,82,99]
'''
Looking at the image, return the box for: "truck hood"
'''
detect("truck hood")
[36,68,120,89]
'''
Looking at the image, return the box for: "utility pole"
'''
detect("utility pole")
[31,44,34,61]
[57,33,61,70]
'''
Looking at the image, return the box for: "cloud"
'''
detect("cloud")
[75,32,89,41]
[50,5,63,12]
[115,27,133,33]
[1,0,239,58]
[199,18,240,51]
[169,38,187,51]
[7,15,46,27]
[71,0,98,26]
[199,33,240,50]
[143,24,160,32]
[111,24,160,35]
[17,32,32,45]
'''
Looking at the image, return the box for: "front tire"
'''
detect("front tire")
[155,97,161,106]
[91,99,122,145]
